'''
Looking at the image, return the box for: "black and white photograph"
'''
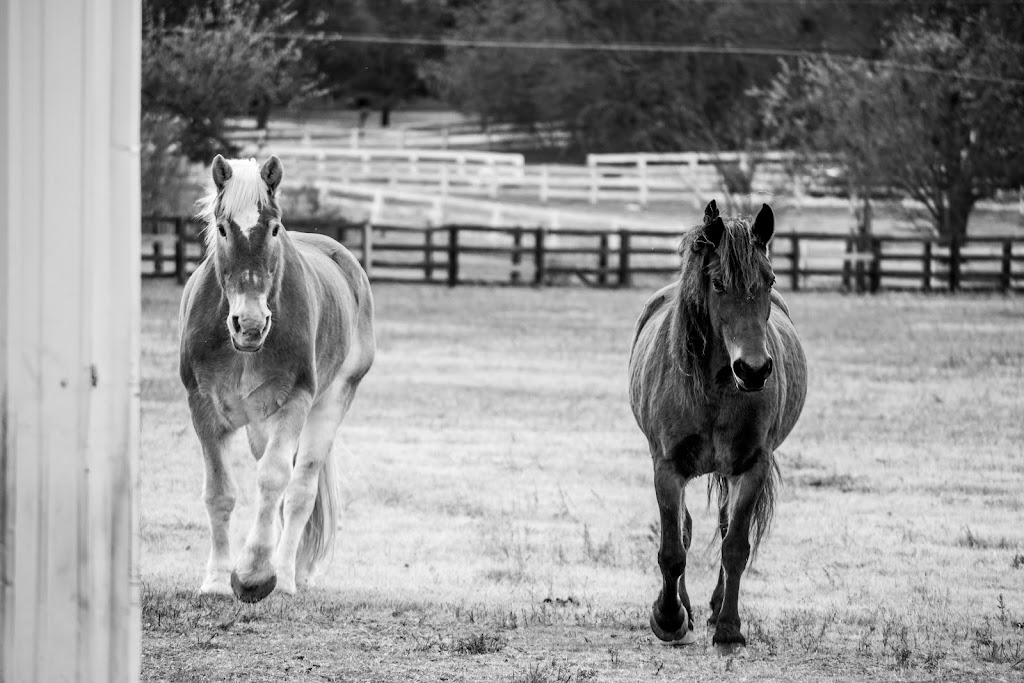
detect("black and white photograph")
[1,0,1023,680]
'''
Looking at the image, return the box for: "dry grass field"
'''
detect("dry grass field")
[140,278,1024,682]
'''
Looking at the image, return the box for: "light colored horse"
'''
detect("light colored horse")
[180,155,375,602]
[629,200,807,653]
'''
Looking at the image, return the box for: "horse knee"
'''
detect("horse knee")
[204,492,236,517]
[257,459,290,496]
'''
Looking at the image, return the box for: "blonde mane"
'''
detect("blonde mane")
[196,158,271,245]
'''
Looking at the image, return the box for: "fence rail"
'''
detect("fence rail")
[142,216,1024,293]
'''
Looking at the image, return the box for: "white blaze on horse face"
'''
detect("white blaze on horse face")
[232,207,260,239]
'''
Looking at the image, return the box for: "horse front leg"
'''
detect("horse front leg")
[231,392,313,603]
[649,457,695,645]
[188,392,237,596]
[713,455,771,653]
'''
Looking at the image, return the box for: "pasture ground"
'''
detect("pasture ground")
[141,279,1024,682]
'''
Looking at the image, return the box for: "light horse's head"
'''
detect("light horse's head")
[681,200,777,392]
[197,155,285,353]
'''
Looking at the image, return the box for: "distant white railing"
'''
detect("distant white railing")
[226,120,570,151]
[301,180,683,232]
[272,148,797,208]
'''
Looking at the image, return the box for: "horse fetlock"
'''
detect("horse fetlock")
[712,621,746,647]
[650,601,695,645]
[200,571,234,597]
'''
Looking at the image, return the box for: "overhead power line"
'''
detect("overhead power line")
[240,30,1024,87]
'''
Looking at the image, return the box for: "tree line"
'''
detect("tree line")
[142,0,1024,241]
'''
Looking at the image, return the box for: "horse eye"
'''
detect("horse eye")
[271,222,280,237]
[712,279,725,293]
[217,225,227,238]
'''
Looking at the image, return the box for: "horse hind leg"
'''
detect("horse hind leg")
[708,476,729,625]
[649,457,696,645]
[272,381,350,595]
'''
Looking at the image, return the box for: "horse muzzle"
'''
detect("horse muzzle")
[732,357,773,392]
[229,314,271,353]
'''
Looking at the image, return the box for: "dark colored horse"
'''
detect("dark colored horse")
[629,200,807,652]
[180,156,375,602]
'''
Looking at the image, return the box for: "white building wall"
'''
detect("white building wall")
[0,0,141,680]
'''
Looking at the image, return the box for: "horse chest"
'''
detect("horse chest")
[210,364,290,427]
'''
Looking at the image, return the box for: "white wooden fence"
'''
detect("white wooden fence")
[1,0,141,681]
[226,119,570,152]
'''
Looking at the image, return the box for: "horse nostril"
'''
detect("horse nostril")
[763,357,774,379]
[262,316,271,334]
[231,315,242,334]
[732,359,751,380]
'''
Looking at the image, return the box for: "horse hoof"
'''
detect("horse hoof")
[230,571,277,603]
[714,642,747,658]
[650,606,696,645]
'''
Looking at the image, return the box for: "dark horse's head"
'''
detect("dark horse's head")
[678,200,776,393]
[198,155,285,353]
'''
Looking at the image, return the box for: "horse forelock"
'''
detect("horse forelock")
[196,158,276,246]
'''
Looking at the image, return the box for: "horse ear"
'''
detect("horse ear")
[751,203,774,247]
[703,199,720,225]
[261,156,283,193]
[211,154,232,190]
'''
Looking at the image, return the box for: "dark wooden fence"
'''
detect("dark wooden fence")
[142,216,1024,293]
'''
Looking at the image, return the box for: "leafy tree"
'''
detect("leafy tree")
[284,0,445,125]
[142,0,320,161]
[759,11,1024,241]
[428,0,886,157]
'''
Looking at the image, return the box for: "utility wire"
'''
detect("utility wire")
[219,30,1024,87]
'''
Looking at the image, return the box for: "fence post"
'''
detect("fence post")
[175,217,188,285]
[922,241,932,292]
[511,227,523,284]
[789,234,800,291]
[424,229,434,282]
[447,226,459,287]
[638,159,648,207]
[854,235,867,293]
[533,227,547,286]
[1001,239,1012,293]
[949,237,961,292]
[597,233,610,287]
[869,238,882,293]
[539,165,549,203]
[618,229,632,288]
[152,240,163,276]
[841,237,852,291]
[361,221,373,280]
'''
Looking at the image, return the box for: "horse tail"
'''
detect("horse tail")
[706,453,780,562]
[297,449,341,577]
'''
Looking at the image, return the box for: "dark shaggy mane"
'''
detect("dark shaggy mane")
[670,215,775,403]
